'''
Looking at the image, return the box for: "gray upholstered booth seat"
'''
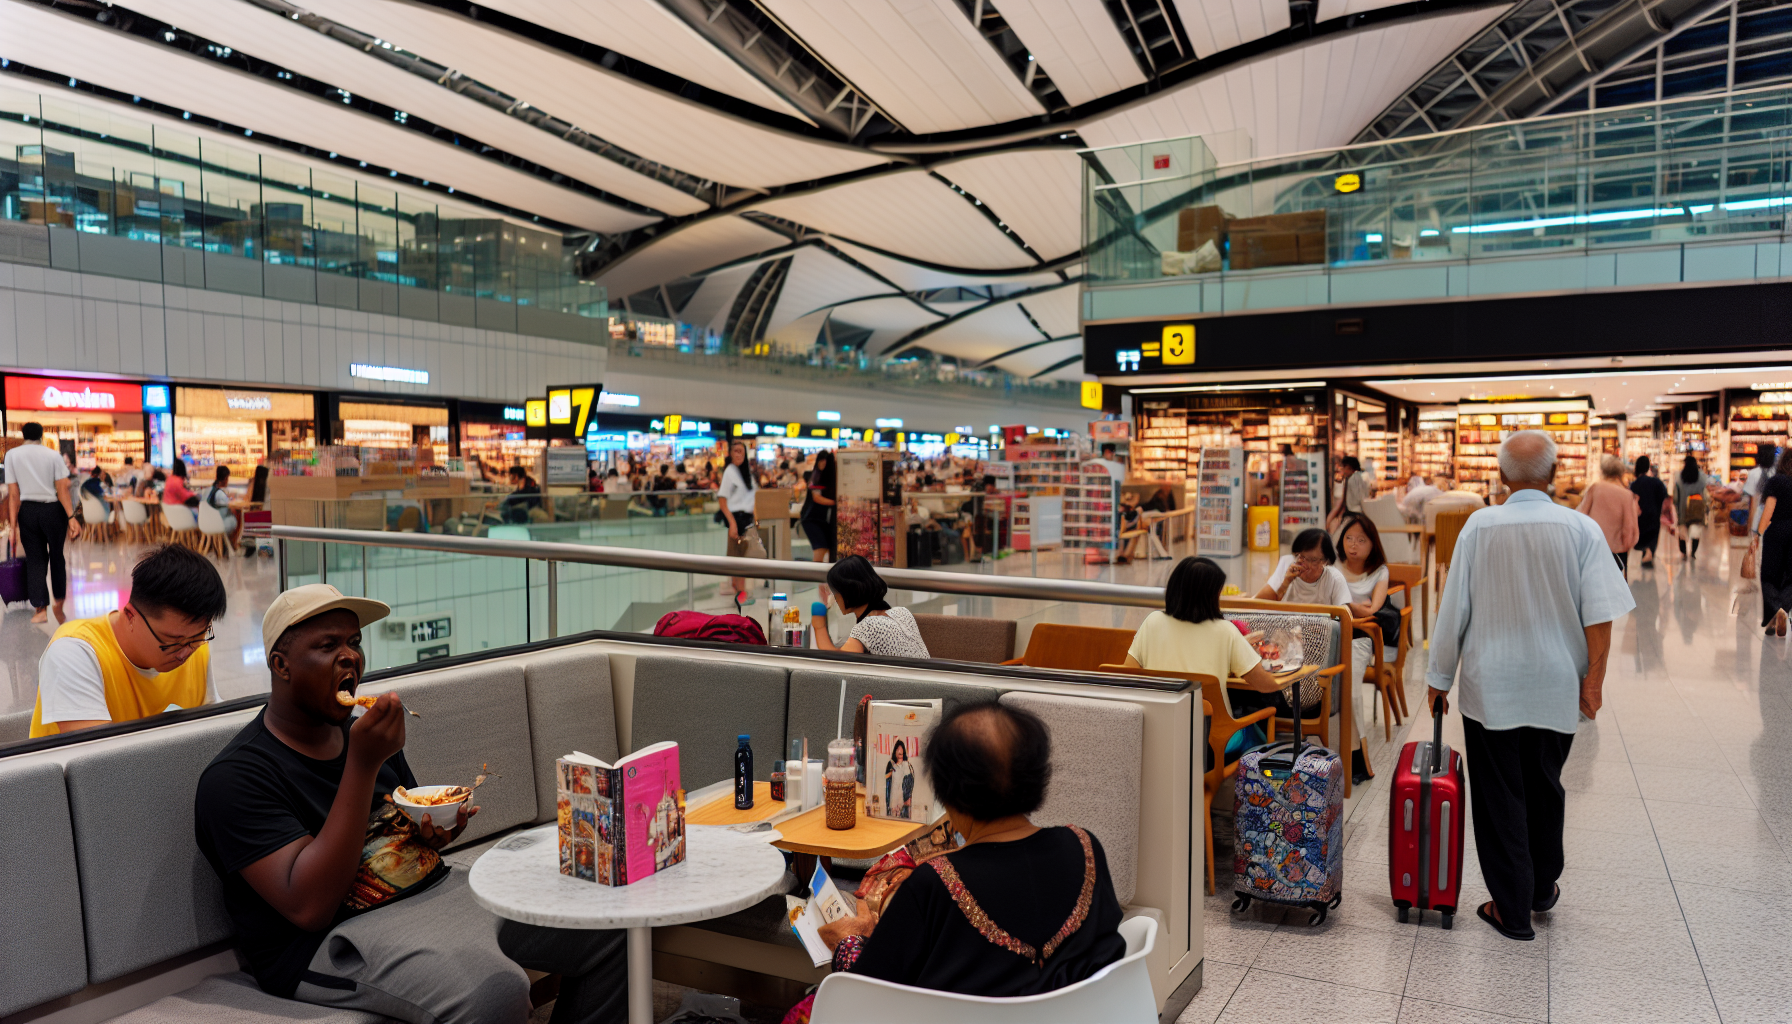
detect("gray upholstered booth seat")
[0,706,32,746]
[519,643,620,823]
[104,972,393,1022]
[0,761,88,1017]
[630,654,788,784]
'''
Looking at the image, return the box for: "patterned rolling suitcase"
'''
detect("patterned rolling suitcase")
[1231,734,1345,924]
[1389,698,1464,928]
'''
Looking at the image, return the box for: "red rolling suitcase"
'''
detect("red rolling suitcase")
[1390,698,1464,928]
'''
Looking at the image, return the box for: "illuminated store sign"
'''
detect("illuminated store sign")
[350,363,429,385]
[5,376,143,413]
[817,410,841,421]
[225,395,273,411]
[143,384,171,412]
[874,417,903,429]
[598,391,639,407]
[503,406,526,421]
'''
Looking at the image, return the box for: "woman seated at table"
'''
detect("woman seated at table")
[1120,556,1281,718]
[1254,526,1378,782]
[812,555,931,658]
[161,458,197,508]
[201,466,242,547]
[815,700,1126,997]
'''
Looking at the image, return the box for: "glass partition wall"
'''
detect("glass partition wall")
[0,82,605,317]
[1085,84,1792,286]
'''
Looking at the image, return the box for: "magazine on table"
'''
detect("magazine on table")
[865,699,941,822]
[556,742,685,887]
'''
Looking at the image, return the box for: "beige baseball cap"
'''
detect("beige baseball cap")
[262,584,390,652]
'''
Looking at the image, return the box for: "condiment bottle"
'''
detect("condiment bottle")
[734,734,754,809]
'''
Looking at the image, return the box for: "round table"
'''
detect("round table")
[468,823,789,1024]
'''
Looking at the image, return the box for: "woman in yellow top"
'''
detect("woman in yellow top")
[29,544,227,737]
[1122,556,1279,717]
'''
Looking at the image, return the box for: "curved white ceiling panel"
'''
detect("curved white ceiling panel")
[287,0,889,189]
[476,0,810,120]
[1173,0,1290,59]
[1017,282,1081,337]
[754,171,1034,271]
[990,337,1082,377]
[1077,6,1511,159]
[764,246,913,329]
[904,300,1054,363]
[126,0,704,216]
[1316,0,1424,22]
[678,262,758,333]
[1,1,653,231]
[936,148,1084,260]
[759,0,1045,134]
[594,216,788,297]
[829,241,1069,293]
[993,0,1148,106]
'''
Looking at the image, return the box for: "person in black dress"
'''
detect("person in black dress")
[1630,455,1669,569]
[799,450,836,562]
[816,700,1126,998]
[1757,448,1792,636]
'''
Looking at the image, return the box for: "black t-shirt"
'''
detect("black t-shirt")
[1766,474,1792,532]
[851,827,1126,997]
[194,710,448,998]
[1631,476,1668,521]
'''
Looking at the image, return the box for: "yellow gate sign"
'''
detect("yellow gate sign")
[1334,172,1362,193]
[1162,324,1195,365]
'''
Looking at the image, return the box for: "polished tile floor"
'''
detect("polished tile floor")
[1182,535,1781,1024]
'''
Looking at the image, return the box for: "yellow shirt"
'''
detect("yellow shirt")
[29,614,211,737]
[1125,611,1261,685]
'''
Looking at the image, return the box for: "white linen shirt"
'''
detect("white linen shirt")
[1426,489,1635,734]
[4,442,68,502]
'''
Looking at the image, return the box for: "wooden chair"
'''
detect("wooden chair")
[1001,623,1136,673]
[1381,564,1424,720]
[1349,615,1400,740]
[1098,665,1275,895]
[1432,508,1474,603]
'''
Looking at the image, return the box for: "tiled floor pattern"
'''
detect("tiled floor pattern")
[1182,539,1782,1023]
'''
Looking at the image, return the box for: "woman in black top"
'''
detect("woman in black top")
[800,450,837,562]
[1756,448,1792,635]
[816,700,1125,998]
[1630,455,1669,568]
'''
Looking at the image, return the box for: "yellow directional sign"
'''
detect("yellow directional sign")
[1081,381,1103,409]
[1162,323,1195,365]
[1335,172,1361,193]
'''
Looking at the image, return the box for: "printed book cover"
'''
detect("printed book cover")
[865,699,941,823]
[785,862,851,968]
[556,742,686,886]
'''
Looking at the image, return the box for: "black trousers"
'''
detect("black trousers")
[1762,526,1792,627]
[1462,716,1574,935]
[17,500,69,608]
[497,921,628,1024]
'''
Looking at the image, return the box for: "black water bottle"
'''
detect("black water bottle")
[734,734,754,809]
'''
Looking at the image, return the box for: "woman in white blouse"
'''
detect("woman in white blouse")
[811,555,931,658]
[1336,513,1391,620]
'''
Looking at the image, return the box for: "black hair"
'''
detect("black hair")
[213,465,230,484]
[1341,455,1362,473]
[171,457,188,479]
[826,554,891,613]
[1164,556,1226,623]
[810,449,836,491]
[251,465,269,503]
[130,544,227,623]
[729,441,755,491]
[1290,527,1337,563]
[1681,454,1701,485]
[123,455,135,466]
[1760,443,1778,468]
[1777,447,1792,478]
[1634,455,1652,477]
[20,422,43,441]
[925,700,1051,821]
[1337,513,1388,573]
[982,474,997,489]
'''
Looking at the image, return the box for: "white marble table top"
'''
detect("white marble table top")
[467,824,790,929]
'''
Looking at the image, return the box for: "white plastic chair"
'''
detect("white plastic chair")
[195,502,232,558]
[79,494,114,543]
[120,498,149,543]
[808,915,1157,1024]
[161,503,198,549]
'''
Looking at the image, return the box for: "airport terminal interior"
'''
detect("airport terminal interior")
[5,0,1792,1022]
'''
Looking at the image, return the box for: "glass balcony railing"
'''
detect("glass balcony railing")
[1083,85,1792,312]
[0,83,606,323]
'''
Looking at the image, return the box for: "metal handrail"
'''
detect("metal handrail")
[272,525,1163,608]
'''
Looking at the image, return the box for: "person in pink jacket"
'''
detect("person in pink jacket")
[1577,454,1641,577]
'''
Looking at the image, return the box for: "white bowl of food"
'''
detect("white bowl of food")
[393,785,471,829]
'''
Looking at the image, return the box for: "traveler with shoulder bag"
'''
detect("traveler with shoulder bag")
[718,440,763,613]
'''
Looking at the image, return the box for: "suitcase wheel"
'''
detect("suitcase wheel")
[1442,912,1454,930]
[1397,906,1409,923]
[1308,905,1328,926]
[1328,893,1342,910]
[1230,895,1251,914]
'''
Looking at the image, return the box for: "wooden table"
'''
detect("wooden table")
[771,792,935,860]
[684,782,786,826]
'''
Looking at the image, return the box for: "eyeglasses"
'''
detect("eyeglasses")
[130,603,214,653]
[1293,556,1328,570]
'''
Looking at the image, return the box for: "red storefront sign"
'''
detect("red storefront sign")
[4,376,144,413]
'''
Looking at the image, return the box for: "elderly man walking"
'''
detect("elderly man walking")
[1426,430,1633,941]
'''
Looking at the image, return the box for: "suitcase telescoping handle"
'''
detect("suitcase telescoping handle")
[1431,694,1446,774]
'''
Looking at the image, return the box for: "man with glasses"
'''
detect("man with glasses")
[28,543,226,736]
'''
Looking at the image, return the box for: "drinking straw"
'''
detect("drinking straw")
[837,679,847,739]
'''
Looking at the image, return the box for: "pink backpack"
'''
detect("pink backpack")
[652,610,767,646]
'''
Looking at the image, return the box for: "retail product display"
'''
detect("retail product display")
[1412,410,1455,482]
[1731,401,1790,481]
[1007,440,1078,492]
[1196,447,1246,557]
[866,699,940,822]
[1065,459,1122,553]
[1137,402,1188,480]
[1454,402,1589,495]
[556,743,686,887]
[1279,451,1325,537]
[836,449,904,566]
